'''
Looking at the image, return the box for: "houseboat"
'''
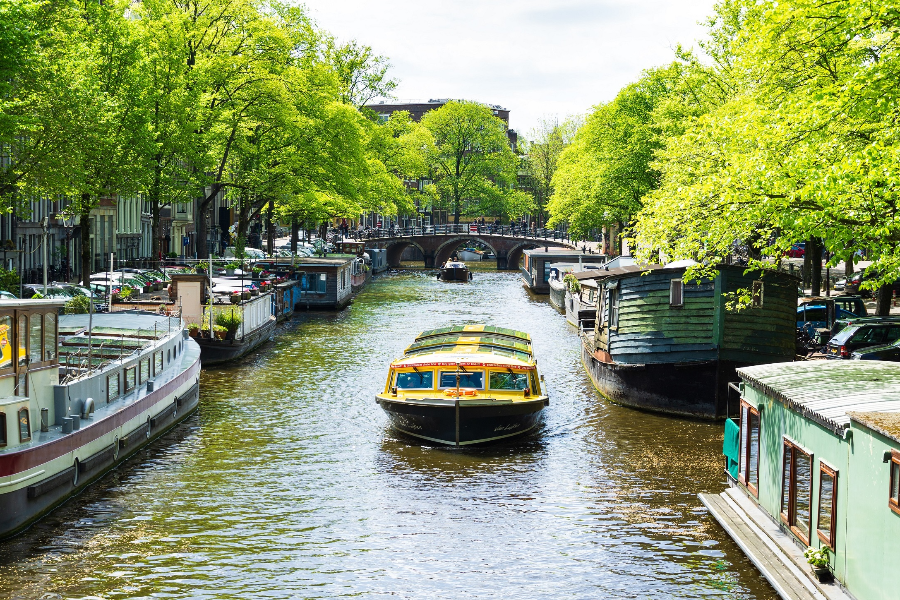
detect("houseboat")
[293,256,355,309]
[704,360,900,600]
[171,273,277,366]
[564,272,600,331]
[520,248,605,294]
[582,263,798,418]
[0,300,201,539]
[375,325,548,446]
[439,260,471,282]
[548,263,604,312]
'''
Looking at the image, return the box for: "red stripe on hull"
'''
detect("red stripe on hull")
[0,354,201,477]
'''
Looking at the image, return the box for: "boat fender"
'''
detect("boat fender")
[81,398,95,419]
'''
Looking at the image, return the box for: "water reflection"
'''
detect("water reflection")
[0,270,776,599]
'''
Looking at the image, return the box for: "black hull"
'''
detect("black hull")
[439,268,471,282]
[581,345,741,419]
[196,318,276,366]
[0,367,201,540]
[377,397,546,445]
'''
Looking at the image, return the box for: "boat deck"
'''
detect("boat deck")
[699,487,851,600]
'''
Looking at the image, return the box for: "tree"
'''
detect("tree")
[327,39,397,109]
[520,116,579,227]
[420,101,522,224]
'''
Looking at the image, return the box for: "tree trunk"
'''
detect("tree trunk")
[290,220,299,254]
[150,157,162,265]
[809,238,822,297]
[877,284,893,316]
[802,239,813,290]
[845,257,854,277]
[196,199,209,259]
[80,203,91,286]
[266,198,275,255]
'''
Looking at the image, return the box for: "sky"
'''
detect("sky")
[300,0,718,138]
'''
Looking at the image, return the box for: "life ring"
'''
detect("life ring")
[444,387,477,397]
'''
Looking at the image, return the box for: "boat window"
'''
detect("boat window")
[0,315,12,370]
[317,273,327,293]
[0,411,6,446]
[670,279,684,307]
[739,401,760,496]
[29,313,42,364]
[125,367,136,392]
[17,315,26,367]
[395,371,434,390]
[543,262,552,283]
[155,351,163,375]
[108,372,120,402]
[489,371,528,390]
[18,407,30,443]
[439,370,484,389]
[781,438,813,545]
[610,288,619,328]
[167,349,171,363]
[140,358,150,382]
[817,462,837,549]
[44,312,56,362]
[890,450,900,516]
[752,281,764,308]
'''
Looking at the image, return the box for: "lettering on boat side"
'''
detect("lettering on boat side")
[493,424,520,432]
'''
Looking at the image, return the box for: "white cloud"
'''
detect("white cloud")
[301,0,716,137]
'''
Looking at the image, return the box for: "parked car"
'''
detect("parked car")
[843,270,900,297]
[825,321,900,358]
[223,246,267,260]
[0,290,17,300]
[852,338,900,361]
[785,242,806,258]
[20,284,73,300]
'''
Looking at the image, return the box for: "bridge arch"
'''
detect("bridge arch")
[505,242,540,271]
[384,239,427,267]
[434,237,498,268]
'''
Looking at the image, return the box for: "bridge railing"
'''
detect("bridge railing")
[346,224,572,242]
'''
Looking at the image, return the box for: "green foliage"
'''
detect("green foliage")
[118,287,133,300]
[0,267,19,294]
[214,310,243,333]
[421,101,528,223]
[64,295,91,314]
[804,547,828,568]
[563,273,581,293]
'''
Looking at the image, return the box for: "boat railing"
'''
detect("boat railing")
[59,325,171,384]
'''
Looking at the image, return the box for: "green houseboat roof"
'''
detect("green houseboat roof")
[405,334,532,355]
[415,325,531,343]
[738,361,900,435]
[402,344,534,364]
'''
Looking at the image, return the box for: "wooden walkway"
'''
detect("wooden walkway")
[699,488,851,600]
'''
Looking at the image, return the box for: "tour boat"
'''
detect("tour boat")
[0,300,200,539]
[439,260,472,282]
[457,248,484,262]
[376,324,548,445]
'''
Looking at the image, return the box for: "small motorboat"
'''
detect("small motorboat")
[376,324,548,446]
[439,260,472,282]
[457,248,484,261]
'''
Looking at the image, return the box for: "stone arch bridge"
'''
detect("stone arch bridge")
[359,225,578,270]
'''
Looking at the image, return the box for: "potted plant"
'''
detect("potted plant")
[187,322,200,337]
[226,261,240,276]
[118,287,133,302]
[213,324,227,340]
[215,310,242,340]
[804,547,831,582]
[230,291,240,304]
[241,290,250,300]
[250,287,259,296]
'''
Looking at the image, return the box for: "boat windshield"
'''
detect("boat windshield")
[489,371,529,390]
[396,371,434,389]
[439,370,483,389]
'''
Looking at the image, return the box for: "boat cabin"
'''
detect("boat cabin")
[726,361,900,600]
[520,248,605,294]
[293,256,355,309]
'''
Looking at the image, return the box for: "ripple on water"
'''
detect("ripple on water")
[0,271,776,600]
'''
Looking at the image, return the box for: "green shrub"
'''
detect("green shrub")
[0,267,19,294]
[214,310,243,333]
[64,295,91,314]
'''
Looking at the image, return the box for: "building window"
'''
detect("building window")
[670,279,684,307]
[44,312,56,362]
[752,281,764,308]
[0,411,6,446]
[125,367,136,392]
[739,401,760,496]
[889,450,900,516]
[781,438,813,545]
[18,407,30,443]
[817,462,837,548]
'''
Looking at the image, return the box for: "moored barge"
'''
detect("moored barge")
[0,301,200,539]
[376,325,547,445]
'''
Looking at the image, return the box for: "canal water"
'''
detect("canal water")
[0,271,777,599]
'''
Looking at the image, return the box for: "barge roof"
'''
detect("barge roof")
[416,324,530,342]
[737,361,900,435]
